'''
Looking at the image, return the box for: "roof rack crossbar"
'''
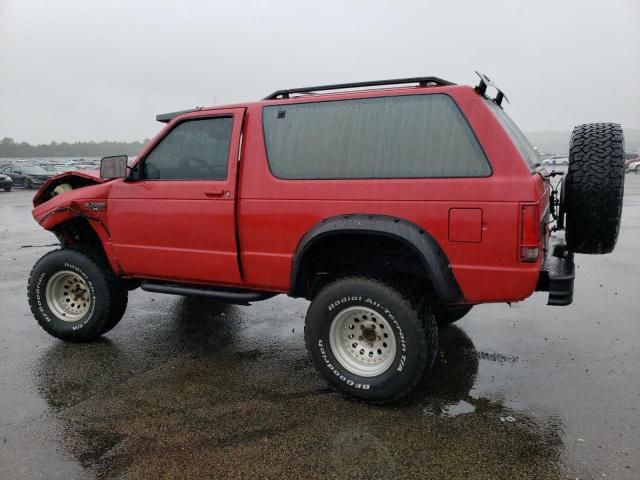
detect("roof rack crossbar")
[263,76,455,100]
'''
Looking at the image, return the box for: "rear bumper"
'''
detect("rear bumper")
[536,235,575,306]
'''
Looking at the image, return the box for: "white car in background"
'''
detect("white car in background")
[627,160,640,172]
[542,156,569,167]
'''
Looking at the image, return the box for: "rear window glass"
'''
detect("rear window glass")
[484,99,540,169]
[263,94,491,179]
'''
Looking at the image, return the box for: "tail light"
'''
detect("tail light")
[520,204,541,262]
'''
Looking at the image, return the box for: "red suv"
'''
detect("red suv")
[28,74,625,403]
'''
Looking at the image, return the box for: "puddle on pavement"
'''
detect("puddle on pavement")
[27,295,566,479]
[439,399,476,417]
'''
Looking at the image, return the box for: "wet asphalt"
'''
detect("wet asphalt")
[0,176,639,480]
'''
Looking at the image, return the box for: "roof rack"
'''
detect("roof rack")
[263,76,455,100]
[474,71,509,107]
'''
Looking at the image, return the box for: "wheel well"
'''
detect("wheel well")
[53,217,109,264]
[52,217,138,290]
[291,233,434,301]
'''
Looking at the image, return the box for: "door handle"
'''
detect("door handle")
[205,190,225,197]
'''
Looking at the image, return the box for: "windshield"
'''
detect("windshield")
[21,166,50,175]
[484,99,540,169]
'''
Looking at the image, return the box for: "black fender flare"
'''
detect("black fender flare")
[290,214,463,303]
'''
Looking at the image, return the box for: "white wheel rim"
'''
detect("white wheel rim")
[329,306,397,377]
[45,270,91,322]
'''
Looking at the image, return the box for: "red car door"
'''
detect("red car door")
[108,108,245,286]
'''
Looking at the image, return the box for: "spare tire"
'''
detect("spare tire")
[564,123,625,254]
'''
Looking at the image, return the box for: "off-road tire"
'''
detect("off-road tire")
[436,305,473,325]
[564,123,625,254]
[304,277,438,404]
[27,249,127,342]
[89,253,129,335]
[99,288,128,335]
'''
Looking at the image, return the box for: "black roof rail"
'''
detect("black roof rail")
[474,71,509,107]
[263,76,455,100]
[156,107,202,123]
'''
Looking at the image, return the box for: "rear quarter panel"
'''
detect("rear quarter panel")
[237,86,543,303]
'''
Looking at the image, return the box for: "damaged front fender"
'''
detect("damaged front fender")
[31,172,123,275]
[32,170,106,207]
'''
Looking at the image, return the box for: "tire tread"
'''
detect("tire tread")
[304,276,437,404]
[27,249,127,341]
[565,123,625,254]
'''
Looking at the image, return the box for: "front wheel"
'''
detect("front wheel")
[27,249,127,342]
[304,277,438,404]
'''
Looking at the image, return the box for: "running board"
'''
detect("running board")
[140,281,277,305]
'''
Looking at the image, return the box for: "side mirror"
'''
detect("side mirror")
[100,155,128,179]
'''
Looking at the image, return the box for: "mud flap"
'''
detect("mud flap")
[536,236,575,306]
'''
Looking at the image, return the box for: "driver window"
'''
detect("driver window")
[143,116,233,180]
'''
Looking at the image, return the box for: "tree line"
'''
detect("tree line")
[0,137,150,158]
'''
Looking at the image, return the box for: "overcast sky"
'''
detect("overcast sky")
[0,0,638,144]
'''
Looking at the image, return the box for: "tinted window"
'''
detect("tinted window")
[263,94,490,179]
[485,99,539,169]
[143,117,233,180]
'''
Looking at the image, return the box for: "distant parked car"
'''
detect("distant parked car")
[48,165,80,174]
[542,156,569,167]
[627,160,640,172]
[625,154,639,167]
[0,173,13,191]
[0,165,54,189]
[74,164,98,171]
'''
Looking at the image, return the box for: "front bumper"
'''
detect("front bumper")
[536,234,575,306]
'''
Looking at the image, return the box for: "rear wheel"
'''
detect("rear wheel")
[28,249,127,341]
[3,186,10,192]
[24,178,33,189]
[564,123,625,254]
[304,277,438,403]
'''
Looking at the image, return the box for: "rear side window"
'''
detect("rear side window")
[485,99,540,169]
[263,94,490,179]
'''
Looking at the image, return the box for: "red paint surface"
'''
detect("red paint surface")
[33,84,550,304]
[449,209,483,243]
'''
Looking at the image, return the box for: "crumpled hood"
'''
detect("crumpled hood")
[32,169,105,207]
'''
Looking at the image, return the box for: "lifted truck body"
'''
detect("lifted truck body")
[30,74,626,403]
[33,83,551,306]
